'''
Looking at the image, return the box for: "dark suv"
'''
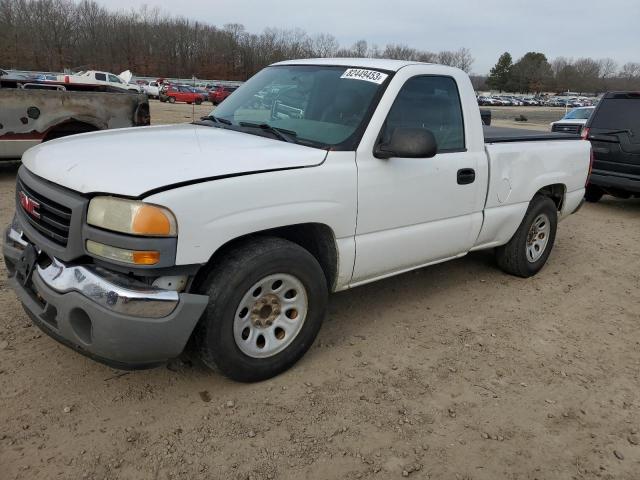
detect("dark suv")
[584,92,640,202]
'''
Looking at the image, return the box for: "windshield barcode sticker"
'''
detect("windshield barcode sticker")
[341,68,388,84]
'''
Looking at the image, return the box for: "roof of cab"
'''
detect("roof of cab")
[270,58,429,72]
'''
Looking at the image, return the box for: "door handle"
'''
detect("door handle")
[457,168,476,185]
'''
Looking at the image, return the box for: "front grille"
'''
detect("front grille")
[552,123,582,134]
[17,178,72,246]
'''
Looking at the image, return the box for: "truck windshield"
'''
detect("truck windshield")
[211,65,391,149]
[565,108,593,120]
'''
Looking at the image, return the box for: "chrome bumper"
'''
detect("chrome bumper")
[9,227,179,318]
[38,258,179,318]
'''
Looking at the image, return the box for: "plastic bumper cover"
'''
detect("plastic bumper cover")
[3,227,208,369]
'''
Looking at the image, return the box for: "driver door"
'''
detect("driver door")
[352,74,484,284]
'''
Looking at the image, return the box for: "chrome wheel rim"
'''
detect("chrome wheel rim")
[233,274,308,358]
[526,213,550,263]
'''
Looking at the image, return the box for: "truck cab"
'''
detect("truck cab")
[4,59,590,381]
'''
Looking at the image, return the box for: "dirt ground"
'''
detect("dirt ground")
[1,102,639,480]
[488,106,568,131]
[150,100,212,126]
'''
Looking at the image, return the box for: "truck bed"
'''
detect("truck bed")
[484,126,579,143]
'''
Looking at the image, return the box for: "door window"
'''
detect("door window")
[94,72,106,81]
[382,76,465,152]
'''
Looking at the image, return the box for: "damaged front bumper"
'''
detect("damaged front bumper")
[3,226,208,369]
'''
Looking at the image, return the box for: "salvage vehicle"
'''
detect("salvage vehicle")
[160,85,203,104]
[583,91,640,202]
[0,83,150,160]
[3,59,590,382]
[550,106,595,135]
[141,80,161,99]
[60,70,141,93]
[209,84,239,105]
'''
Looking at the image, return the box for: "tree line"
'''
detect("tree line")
[0,0,474,80]
[485,51,640,94]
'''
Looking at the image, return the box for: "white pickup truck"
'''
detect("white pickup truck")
[59,70,141,93]
[4,59,590,381]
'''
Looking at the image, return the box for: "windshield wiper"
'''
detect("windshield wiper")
[238,122,297,143]
[200,114,232,125]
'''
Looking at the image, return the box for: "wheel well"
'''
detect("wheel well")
[535,184,566,210]
[43,121,99,142]
[196,223,338,291]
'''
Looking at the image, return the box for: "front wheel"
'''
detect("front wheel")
[194,237,328,382]
[168,96,176,104]
[495,195,558,278]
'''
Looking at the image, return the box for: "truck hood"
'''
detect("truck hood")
[22,124,327,197]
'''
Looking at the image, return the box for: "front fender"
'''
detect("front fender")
[144,152,358,267]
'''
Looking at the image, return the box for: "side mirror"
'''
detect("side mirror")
[374,127,438,159]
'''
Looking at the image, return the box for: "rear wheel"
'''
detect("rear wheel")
[195,98,202,105]
[495,195,558,278]
[194,237,328,382]
[584,185,604,203]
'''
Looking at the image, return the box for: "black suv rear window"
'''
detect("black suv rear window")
[591,96,639,135]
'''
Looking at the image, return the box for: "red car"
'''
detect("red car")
[161,85,203,105]
[209,85,239,105]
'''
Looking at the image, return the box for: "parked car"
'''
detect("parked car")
[209,85,239,105]
[29,73,58,82]
[554,99,566,107]
[142,80,162,99]
[3,59,589,381]
[160,85,204,104]
[61,70,141,93]
[583,91,640,202]
[477,96,497,106]
[191,86,209,102]
[550,106,595,135]
[521,97,539,106]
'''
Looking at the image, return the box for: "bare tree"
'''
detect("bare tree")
[452,48,474,73]
[312,33,338,57]
[3,0,639,90]
[350,40,368,57]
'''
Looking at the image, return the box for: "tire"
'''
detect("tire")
[584,185,604,203]
[495,194,558,278]
[195,98,202,105]
[168,96,176,104]
[194,237,328,382]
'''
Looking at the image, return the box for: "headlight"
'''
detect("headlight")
[87,197,177,237]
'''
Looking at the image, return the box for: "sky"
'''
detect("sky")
[100,0,639,74]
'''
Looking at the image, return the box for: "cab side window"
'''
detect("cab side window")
[94,73,106,81]
[382,76,465,152]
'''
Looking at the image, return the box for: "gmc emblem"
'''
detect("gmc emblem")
[19,191,40,219]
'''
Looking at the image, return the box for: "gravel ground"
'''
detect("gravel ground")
[1,102,639,479]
